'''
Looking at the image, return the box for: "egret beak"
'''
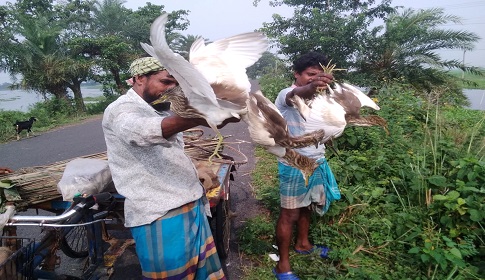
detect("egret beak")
[150,94,169,106]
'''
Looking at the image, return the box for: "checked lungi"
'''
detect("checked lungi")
[278,158,340,215]
[130,198,226,280]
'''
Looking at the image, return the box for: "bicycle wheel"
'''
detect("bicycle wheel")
[59,224,88,258]
[213,198,231,259]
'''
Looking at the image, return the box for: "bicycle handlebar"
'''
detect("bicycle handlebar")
[73,192,113,209]
[6,192,113,225]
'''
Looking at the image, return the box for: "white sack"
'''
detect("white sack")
[57,158,112,201]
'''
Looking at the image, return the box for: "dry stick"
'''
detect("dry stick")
[5,129,248,209]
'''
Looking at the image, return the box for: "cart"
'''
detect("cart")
[0,130,246,277]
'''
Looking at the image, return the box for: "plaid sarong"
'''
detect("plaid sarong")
[130,198,225,280]
[278,158,340,215]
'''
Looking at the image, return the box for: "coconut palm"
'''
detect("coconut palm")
[356,8,482,103]
[171,34,210,60]
[92,0,130,36]
[0,2,93,112]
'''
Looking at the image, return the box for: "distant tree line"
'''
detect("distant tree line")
[0,0,483,113]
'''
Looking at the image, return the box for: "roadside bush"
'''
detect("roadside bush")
[241,81,485,279]
[0,97,95,142]
[258,69,292,102]
[0,110,28,142]
[86,94,119,114]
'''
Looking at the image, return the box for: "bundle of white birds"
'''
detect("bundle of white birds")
[291,82,388,146]
[244,90,327,185]
[141,12,268,161]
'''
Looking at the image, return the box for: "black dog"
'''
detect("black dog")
[13,117,37,140]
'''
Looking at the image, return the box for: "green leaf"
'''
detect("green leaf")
[467,171,477,181]
[456,198,466,206]
[449,228,459,238]
[0,180,16,189]
[408,247,420,254]
[371,187,385,198]
[4,188,21,201]
[348,136,357,146]
[440,215,452,226]
[421,254,430,263]
[428,175,447,187]
[433,194,447,201]
[457,206,467,215]
[469,209,482,222]
[447,191,460,200]
[449,248,462,259]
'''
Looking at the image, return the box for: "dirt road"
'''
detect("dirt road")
[0,115,263,279]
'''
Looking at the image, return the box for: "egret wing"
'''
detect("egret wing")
[140,13,219,108]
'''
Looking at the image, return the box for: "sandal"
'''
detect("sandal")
[272,268,301,280]
[294,244,330,258]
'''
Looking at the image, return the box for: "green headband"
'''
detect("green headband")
[129,57,166,76]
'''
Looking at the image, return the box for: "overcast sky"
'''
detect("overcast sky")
[0,0,484,82]
[149,0,484,67]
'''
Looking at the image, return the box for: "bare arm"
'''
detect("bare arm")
[161,115,203,139]
[161,116,241,139]
[285,73,334,106]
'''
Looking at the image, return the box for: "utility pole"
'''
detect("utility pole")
[462,50,466,79]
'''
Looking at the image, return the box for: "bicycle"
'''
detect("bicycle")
[2,192,118,280]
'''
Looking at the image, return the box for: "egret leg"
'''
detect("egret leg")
[208,132,224,163]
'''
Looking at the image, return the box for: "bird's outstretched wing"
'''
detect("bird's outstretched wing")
[140,13,219,108]
[189,32,268,107]
[245,90,323,184]
[245,90,326,152]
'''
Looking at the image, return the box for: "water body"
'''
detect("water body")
[464,89,485,110]
[1,87,484,112]
[0,87,104,112]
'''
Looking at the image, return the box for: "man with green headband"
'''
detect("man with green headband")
[102,57,231,280]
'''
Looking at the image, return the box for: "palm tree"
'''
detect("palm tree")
[356,8,482,104]
[92,0,130,36]
[0,1,94,112]
[171,34,210,60]
[18,14,92,111]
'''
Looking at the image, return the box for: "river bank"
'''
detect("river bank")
[1,88,484,112]
[0,86,104,112]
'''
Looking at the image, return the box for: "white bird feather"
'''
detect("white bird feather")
[300,82,387,141]
[140,13,246,122]
[245,90,326,184]
[140,13,269,161]
[190,32,268,101]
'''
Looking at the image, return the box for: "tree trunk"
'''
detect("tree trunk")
[111,68,127,94]
[69,81,86,112]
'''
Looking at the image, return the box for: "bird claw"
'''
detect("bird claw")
[207,133,225,164]
[316,87,326,94]
[208,150,223,164]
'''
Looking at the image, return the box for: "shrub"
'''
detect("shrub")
[243,79,485,279]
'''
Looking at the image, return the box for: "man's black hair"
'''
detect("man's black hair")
[292,52,330,74]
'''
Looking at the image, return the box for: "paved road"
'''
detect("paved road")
[0,115,261,279]
[1,116,107,170]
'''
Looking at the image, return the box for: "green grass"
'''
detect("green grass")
[239,84,485,280]
[83,96,106,102]
[0,97,107,143]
